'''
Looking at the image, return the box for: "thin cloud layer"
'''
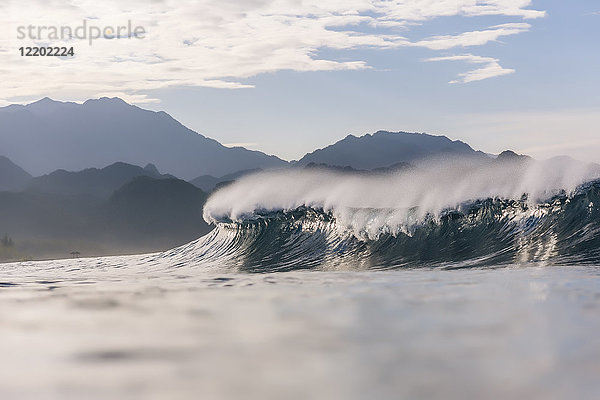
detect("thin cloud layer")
[0,0,544,104]
[425,54,515,83]
[413,23,531,50]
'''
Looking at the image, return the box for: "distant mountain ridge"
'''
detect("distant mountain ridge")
[0,155,32,191]
[0,97,287,180]
[297,130,488,170]
[26,162,173,198]
[0,98,498,181]
[190,168,262,192]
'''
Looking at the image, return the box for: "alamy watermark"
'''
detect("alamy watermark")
[16,20,146,45]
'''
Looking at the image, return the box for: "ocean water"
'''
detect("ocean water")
[2,159,600,399]
[0,259,599,400]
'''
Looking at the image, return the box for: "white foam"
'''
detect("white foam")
[203,156,600,239]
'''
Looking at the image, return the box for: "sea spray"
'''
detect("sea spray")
[151,156,600,272]
[203,156,600,237]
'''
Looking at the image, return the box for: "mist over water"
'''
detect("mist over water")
[204,156,600,238]
[182,156,600,271]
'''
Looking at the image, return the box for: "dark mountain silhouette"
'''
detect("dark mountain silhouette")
[496,150,532,162]
[27,161,172,198]
[297,130,488,169]
[0,97,287,179]
[0,175,212,261]
[107,176,211,248]
[190,168,262,192]
[0,155,32,191]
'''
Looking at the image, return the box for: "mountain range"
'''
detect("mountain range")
[296,130,487,169]
[0,97,286,180]
[0,98,494,181]
[26,162,173,198]
[0,96,556,262]
[0,169,212,262]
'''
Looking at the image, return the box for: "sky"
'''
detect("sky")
[1,0,599,162]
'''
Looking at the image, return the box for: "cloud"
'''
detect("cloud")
[413,23,531,50]
[425,54,515,83]
[0,0,544,103]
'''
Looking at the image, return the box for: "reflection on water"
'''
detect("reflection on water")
[0,257,599,399]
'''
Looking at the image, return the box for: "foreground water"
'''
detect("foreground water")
[1,257,599,400]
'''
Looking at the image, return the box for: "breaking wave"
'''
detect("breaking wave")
[159,157,600,272]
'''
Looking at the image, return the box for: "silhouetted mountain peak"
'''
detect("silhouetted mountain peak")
[29,97,75,106]
[498,150,518,158]
[26,161,172,198]
[101,96,127,103]
[144,163,161,175]
[298,130,486,170]
[0,98,287,179]
[21,97,79,114]
[84,96,126,104]
[82,97,137,112]
[497,150,532,162]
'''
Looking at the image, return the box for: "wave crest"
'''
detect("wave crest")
[163,158,600,272]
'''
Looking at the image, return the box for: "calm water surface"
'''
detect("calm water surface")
[0,256,599,400]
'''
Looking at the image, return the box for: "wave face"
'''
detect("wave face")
[162,158,600,272]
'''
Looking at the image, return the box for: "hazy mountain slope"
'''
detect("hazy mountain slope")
[0,176,212,261]
[106,176,211,248]
[0,97,287,179]
[297,130,488,169]
[0,155,32,191]
[27,162,171,198]
[190,168,262,192]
